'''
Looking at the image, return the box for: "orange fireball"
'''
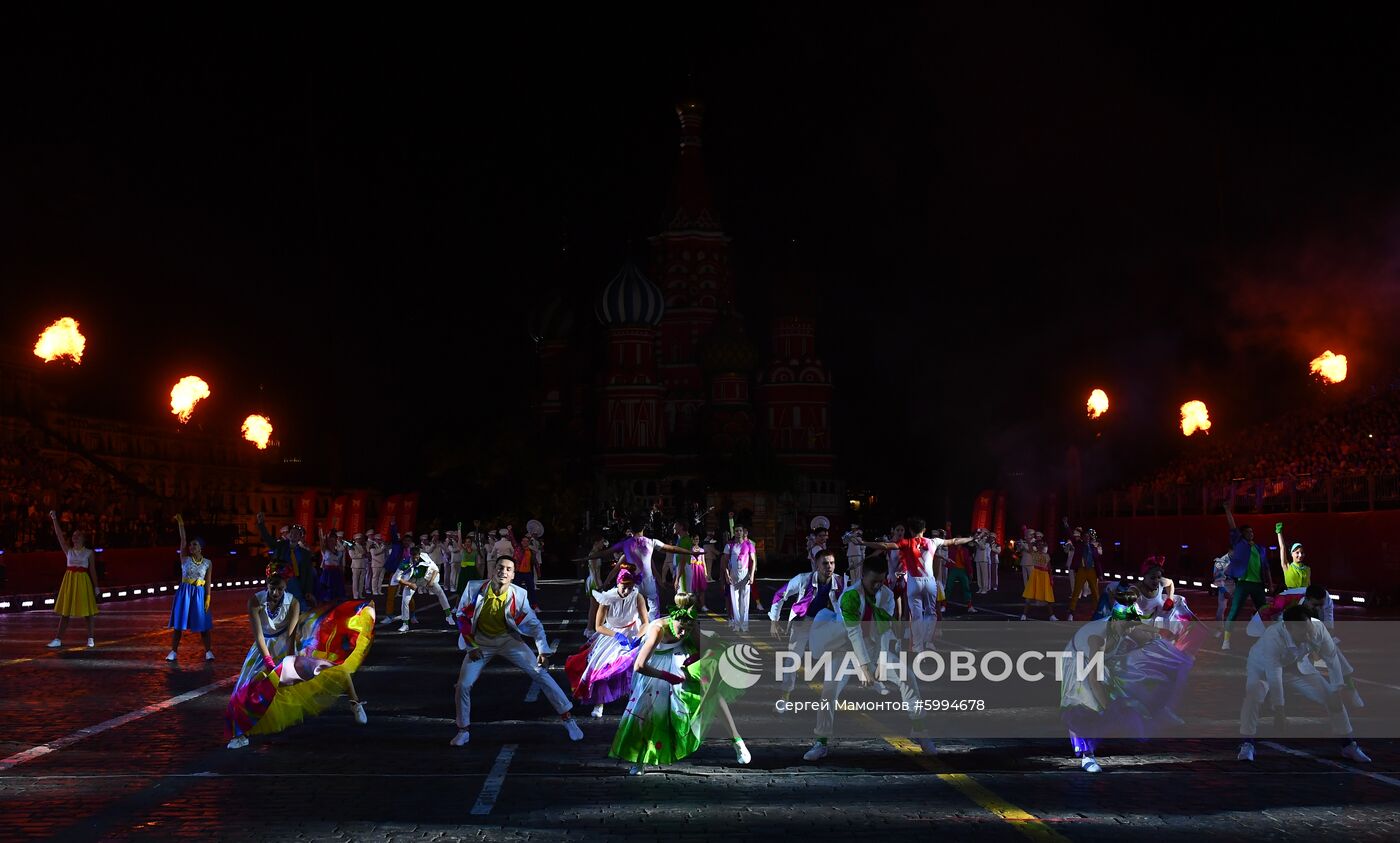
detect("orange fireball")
[1310,350,1347,384]
[1087,388,1109,419]
[241,414,273,449]
[170,376,211,424]
[33,317,86,363]
[1180,400,1211,436]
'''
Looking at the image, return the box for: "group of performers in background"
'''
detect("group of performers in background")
[39,498,1370,772]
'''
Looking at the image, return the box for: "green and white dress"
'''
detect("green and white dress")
[608,625,734,766]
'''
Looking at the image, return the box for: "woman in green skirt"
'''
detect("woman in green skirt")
[609,593,750,775]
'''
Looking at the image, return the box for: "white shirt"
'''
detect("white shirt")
[492,537,515,561]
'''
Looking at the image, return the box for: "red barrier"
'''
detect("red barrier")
[1,547,271,596]
[1090,510,1400,596]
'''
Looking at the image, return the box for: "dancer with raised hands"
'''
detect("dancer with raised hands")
[47,510,99,649]
[166,513,214,662]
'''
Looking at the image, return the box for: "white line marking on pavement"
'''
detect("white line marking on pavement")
[470,744,517,815]
[0,674,237,773]
[1261,741,1400,789]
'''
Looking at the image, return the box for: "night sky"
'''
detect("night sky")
[3,7,1399,521]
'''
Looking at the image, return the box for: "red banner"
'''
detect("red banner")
[993,491,1006,543]
[380,495,401,537]
[348,492,367,536]
[331,495,348,531]
[401,492,419,536]
[971,489,994,532]
[296,488,317,533]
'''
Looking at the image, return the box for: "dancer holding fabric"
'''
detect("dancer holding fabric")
[566,569,651,717]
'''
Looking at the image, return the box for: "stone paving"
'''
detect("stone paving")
[1,580,1397,841]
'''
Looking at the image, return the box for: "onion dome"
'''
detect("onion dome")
[528,289,574,343]
[700,309,756,373]
[596,259,665,327]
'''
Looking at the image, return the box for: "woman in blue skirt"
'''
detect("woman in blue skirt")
[166,514,214,662]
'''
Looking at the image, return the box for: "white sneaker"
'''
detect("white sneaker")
[1221,636,1232,651]
[1049,615,1060,622]
[351,701,368,725]
[1342,742,1372,763]
[968,607,979,614]
[627,764,644,776]
[735,740,751,765]
[86,638,95,648]
[449,730,471,747]
[803,741,829,762]
[1237,742,1255,762]
[227,735,249,750]
[1080,755,1101,773]
[564,719,584,741]
[46,639,62,648]
[398,623,409,633]
[590,704,605,719]
[914,737,938,754]
[1345,686,1366,710]
[165,650,178,662]
[205,651,215,661]
[378,616,395,626]
[1019,613,1027,621]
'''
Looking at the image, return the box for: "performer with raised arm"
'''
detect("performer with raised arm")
[448,556,583,747]
[1274,520,1311,589]
[166,513,214,662]
[47,510,99,649]
[586,518,703,615]
[858,517,973,650]
[1222,501,1273,651]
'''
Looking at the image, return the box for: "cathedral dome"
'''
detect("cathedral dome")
[596,259,664,327]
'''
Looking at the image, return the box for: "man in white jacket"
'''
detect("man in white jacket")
[769,551,845,694]
[449,556,583,747]
[396,552,454,633]
[1237,603,1369,763]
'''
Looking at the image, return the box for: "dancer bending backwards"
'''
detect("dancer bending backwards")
[610,593,749,775]
[225,574,371,749]
[47,510,99,649]
[1060,587,1196,772]
[565,569,651,718]
[449,556,583,747]
[166,513,214,662]
[801,564,936,761]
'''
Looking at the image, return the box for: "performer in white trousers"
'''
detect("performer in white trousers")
[367,530,387,596]
[397,552,454,633]
[859,518,972,652]
[769,552,845,694]
[973,529,994,594]
[449,556,583,747]
[723,526,758,632]
[444,531,463,593]
[587,519,700,616]
[1237,604,1369,764]
[348,533,370,599]
[801,564,935,761]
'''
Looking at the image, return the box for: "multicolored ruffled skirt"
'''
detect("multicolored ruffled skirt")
[565,624,641,706]
[224,599,375,740]
[608,639,742,766]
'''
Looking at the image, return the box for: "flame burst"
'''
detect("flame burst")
[33,317,87,363]
[170,376,211,424]
[1180,400,1211,436]
[241,414,273,449]
[1087,388,1109,419]
[1310,350,1347,384]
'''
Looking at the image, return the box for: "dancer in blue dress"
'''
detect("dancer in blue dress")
[166,513,214,662]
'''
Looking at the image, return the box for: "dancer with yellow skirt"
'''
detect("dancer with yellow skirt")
[47,510,99,649]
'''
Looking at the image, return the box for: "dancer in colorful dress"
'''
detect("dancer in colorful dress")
[1060,586,1195,772]
[566,569,651,718]
[770,550,846,696]
[802,564,935,761]
[225,574,371,749]
[166,514,214,662]
[47,510,99,649]
[1020,537,1058,621]
[449,556,583,747]
[723,525,758,632]
[610,594,750,775]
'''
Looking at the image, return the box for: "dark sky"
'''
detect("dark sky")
[3,7,1399,519]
